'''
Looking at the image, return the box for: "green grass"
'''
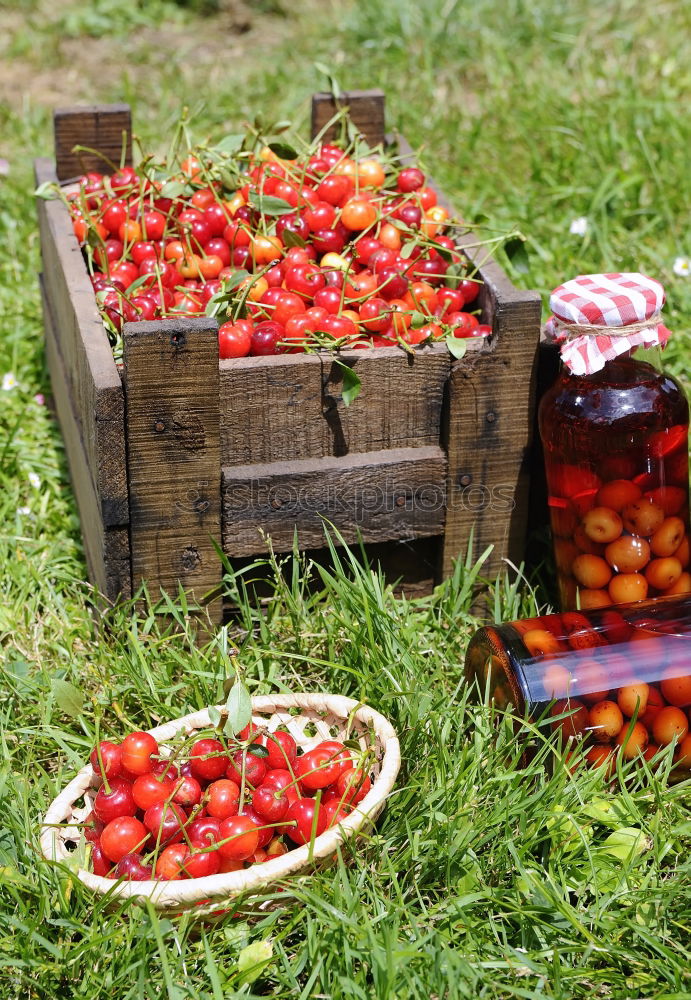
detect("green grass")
[1,0,691,996]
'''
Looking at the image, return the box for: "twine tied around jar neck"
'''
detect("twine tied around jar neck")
[543,313,671,376]
[549,311,665,341]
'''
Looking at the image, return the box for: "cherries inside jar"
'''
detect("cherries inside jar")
[464,594,691,776]
[538,273,690,610]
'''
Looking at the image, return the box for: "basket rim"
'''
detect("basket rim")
[40,692,401,912]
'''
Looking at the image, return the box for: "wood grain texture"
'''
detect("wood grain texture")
[311,89,386,146]
[54,105,132,182]
[35,158,128,528]
[440,286,542,579]
[41,277,131,600]
[219,344,450,466]
[222,446,446,556]
[123,318,222,619]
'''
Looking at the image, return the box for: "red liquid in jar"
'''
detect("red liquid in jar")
[539,355,690,609]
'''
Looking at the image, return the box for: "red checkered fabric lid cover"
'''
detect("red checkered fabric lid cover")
[550,272,665,326]
[544,272,669,375]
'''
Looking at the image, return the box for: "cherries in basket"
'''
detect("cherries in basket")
[84,724,373,881]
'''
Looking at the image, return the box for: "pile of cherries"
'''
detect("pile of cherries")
[66,140,489,359]
[83,723,372,881]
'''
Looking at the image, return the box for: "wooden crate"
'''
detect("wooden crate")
[35,90,542,622]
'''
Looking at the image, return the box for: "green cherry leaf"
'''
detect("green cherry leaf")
[267,141,299,161]
[333,360,362,407]
[223,681,252,737]
[445,335,468,360]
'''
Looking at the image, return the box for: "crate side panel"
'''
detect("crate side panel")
[36,159,128,527]
[219,346,450,466]
[123,319,222,619]
[42,278,131,600]
[223,445,446,556]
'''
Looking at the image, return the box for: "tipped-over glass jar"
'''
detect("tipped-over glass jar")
[465,594,691,775]
[539,273,690,611]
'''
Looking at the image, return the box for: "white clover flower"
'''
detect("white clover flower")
[569,216,589,237]
[17,506,31,516]
[28,472,41,489]
[673,256,690,277]
[2,372,17,391]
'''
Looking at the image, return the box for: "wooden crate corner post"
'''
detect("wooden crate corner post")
[54,104,132,182]
[441,261,543,584]
[311,89,386,147]
[123,318,223,623]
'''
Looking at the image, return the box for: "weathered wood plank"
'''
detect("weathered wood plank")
[123,318,222,619]
[223,445,446,556]
[311,89,386,146]
[54,104,132,182]
[35,158,129,528]
[41,277,131,600]
[219,344,451,466]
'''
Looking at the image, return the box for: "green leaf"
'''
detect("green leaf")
[399,240,418,260]
[281,229,306,249]
[158,180,192,199]
[34,181,59,200]
[207,706,222,727]
[85,227,105,248]
[51,678,84,718]
[237,939,273,986]
[224,681,252,737]
[504,236,530,273]
[248,192,295,216]
[333,360,362,407]
[215,134,244,153]
[220,269,251,293]
[597,827,648,863]
[445,335,467,360]
[267,141,299,161]
[247,744,269,758]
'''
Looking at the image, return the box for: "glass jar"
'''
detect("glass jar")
[464,595,691,774]
[539,273,690,610]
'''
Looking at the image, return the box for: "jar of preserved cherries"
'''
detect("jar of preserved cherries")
[539,272,690,611]
[464,596,691,775]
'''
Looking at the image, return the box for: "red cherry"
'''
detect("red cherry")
[131,772,175,811]
[93,777,136,824]
[113,853,153,881]
[143,801,188,846]
[173,774,203,807]
[189,738,228,782]
[226,748,268,789]
[100,816,148,863]
[120,732,158,776]
[89,741,122,779]
[205,778,241,820]
[250,320,286,357]
[218,815,260,861]
[284,798,327,845]
[263,730,297,770]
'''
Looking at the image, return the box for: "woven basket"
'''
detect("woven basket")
[41,693,401,916]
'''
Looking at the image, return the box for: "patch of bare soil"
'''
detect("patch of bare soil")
[0,1,276,110]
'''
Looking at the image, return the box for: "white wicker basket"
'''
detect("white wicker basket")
[41,693,401,916]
